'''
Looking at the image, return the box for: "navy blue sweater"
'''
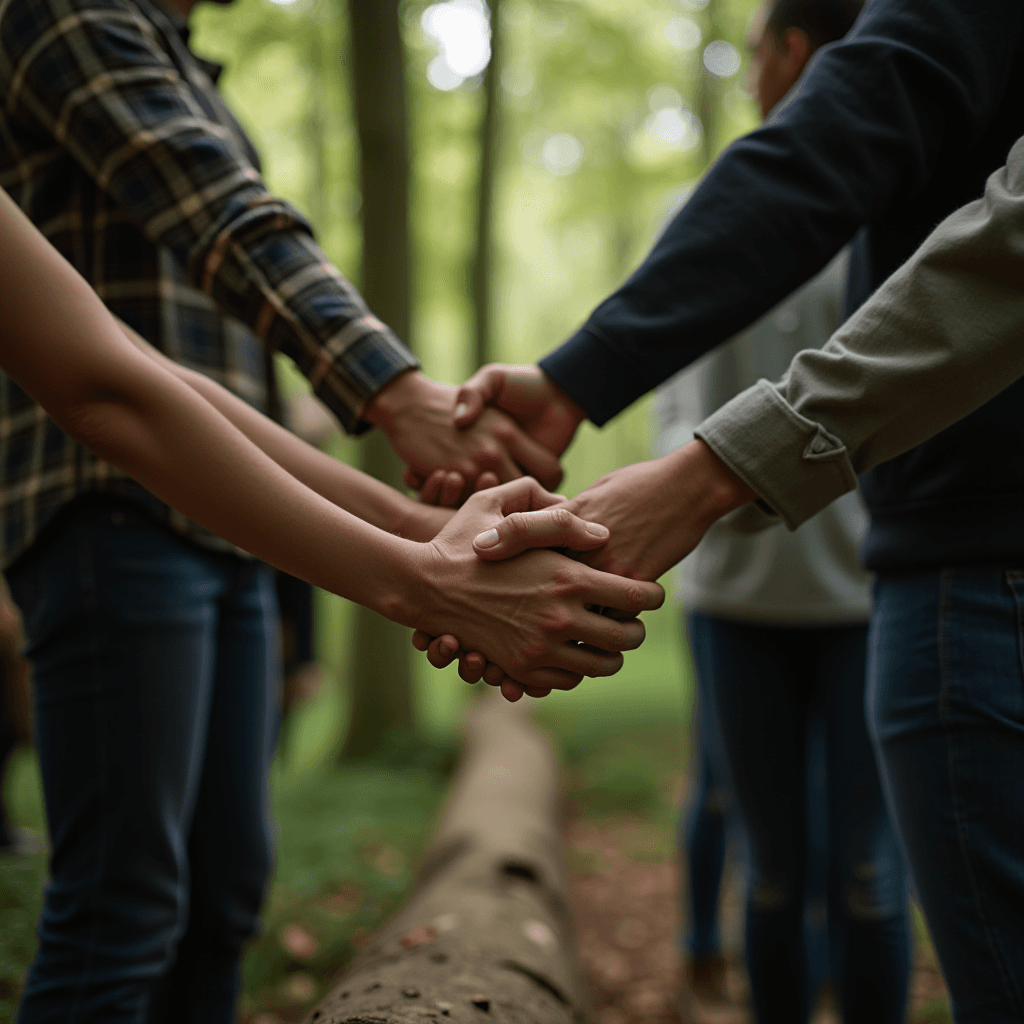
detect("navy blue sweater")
[540,0,1024,571]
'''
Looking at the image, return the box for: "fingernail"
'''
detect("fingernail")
[475,529,499,548]
[440,640,456,655]
[455,403,468,419]
[585,522,609,537]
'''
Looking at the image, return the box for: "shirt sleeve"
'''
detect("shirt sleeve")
[539,0,1024,425]
[0,0,417,433]
[695,134,1024,529]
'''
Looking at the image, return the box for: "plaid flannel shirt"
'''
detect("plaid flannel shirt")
[0,0,418,568]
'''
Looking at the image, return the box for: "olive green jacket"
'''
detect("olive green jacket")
[697,136,1024,530]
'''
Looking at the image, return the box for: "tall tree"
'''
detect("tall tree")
[471,0,501,369]
[341,0,416,760]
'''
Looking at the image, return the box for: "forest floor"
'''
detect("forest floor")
[564,812,952,1024]
[1,720,953,1024]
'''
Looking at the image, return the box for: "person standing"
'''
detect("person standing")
[660,6,909,1020]
[444,0,1024,1010]
[0,0,558,1020]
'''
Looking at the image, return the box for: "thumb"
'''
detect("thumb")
[454,365,505,427]
[473,507,610,561]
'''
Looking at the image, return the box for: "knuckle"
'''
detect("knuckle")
[538,607,573,635]
[550,566,581,593]
[490,419,516,444]
[505,512,531,540]
[551,507,574,530]
[605,624,627,650]
[474,441,502,466]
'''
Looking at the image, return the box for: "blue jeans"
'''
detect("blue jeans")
[7,498,279,1024]
[682,694,730,959]
[682,679,830,992]
[688,612,911,1024]
[869,566,1024,1023]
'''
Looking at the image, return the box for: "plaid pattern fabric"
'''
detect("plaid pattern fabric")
[0,0,418,567]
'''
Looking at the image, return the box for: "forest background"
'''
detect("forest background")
[205,0,763,766]
[10,1,952,1021]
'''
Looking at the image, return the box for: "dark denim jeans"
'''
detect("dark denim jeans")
[681,678,832,998]
[7,498,279,1024]
[687,611,911,1024]
[869,566,1024,1023]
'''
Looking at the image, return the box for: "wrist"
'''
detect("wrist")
[368,533,432,627]
[391,495,450,542]
[666,440,757,529]
[541,369,587,428]
[362,368,424,434]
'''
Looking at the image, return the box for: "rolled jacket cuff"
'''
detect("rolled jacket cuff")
[694,379,858,530]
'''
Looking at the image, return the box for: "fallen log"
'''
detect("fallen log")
[304,692,589,1024]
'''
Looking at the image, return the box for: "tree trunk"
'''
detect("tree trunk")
[305,693,590,1024]
[471,0,501,370]
[341,0,415,760]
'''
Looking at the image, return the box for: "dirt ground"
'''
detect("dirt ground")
[565,814,952,1024]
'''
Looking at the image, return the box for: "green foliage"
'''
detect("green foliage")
[0,851,46,1021]
[565,723,685,822]
[187,0,763,758]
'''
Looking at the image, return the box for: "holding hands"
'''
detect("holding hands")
[408,365,586,504]
[408,477,664,700]
[365,369,565,503]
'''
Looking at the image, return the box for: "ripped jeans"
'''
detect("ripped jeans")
[688,612,911,1024]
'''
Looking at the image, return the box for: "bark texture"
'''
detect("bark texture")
[305,693,590,1024]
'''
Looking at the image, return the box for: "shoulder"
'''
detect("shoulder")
[1,0,157,61]
[1,0,171,96]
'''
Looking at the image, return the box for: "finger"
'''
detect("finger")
[418,469,447,505]
[411,630,434,652]
[474,471,500,493]
[580,573,666,617]
[454,366,506,427]
[500,679,526,702]
[404,467,426,491]
[490,443,523,485]
[543,643,625,678]
[438,471,467,508]
[511,665,586,690]
[566,613,647,655]
[482,662,506,687]
[458,651,487,683]
[523,686,552,699]
[426,634,461,669]
[474,507,610,560]
[459,475,549,518]
[499,425,564,492]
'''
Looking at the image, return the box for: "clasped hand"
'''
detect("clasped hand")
[410,478,664,702]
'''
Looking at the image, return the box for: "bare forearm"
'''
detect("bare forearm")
[117,326,438,539]
[0,187,424,611]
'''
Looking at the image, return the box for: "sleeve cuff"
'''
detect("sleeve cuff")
[539,325,666,427]
[694,379,859,530]
[310,323,419,435]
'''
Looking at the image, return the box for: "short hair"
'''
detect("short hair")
[766,0,865,49]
